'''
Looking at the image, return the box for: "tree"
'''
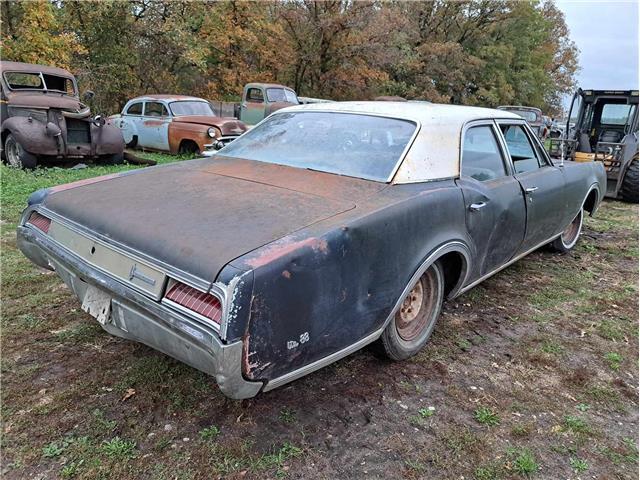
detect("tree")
[1,0,85,70]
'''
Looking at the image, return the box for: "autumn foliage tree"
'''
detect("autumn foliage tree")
[1,0,578,116]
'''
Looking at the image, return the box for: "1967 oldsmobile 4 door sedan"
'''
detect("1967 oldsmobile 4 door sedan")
[17,102,606,399]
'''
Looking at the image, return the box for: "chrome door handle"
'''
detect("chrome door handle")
[469,202,487,211]
[525,186,539,194]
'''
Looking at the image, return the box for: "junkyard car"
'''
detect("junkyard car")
[1,61,124,168]
[498,105,548,140]
[112,95,247,156]
[18,102,606,399]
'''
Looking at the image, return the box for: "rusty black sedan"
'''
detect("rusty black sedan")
[17,102,606,399]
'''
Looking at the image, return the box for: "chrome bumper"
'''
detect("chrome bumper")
[16,225,263,400]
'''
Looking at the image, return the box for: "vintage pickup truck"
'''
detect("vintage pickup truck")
[1,61,124,168]
[112,95,247,156]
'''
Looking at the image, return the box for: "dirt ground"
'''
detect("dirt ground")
[1,164,638,479]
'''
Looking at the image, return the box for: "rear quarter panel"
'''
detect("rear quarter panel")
[560,160,606,225]
[228,181,470,382]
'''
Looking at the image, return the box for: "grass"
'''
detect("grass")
[100,437,136,459]
[507,447,539,477]
[1,157,637,479]
[474,407,500,427]
[605,352,623,371]
[199,425,221,440]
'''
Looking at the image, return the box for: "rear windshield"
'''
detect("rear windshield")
[216,111,417,182]
[169,101,214,116]
[3,71,76,95]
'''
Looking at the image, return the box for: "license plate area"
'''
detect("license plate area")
[82,285,111,325]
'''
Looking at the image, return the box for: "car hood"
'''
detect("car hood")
[7,92,86,112]
[173,116,247,135]
[40,157,385,283]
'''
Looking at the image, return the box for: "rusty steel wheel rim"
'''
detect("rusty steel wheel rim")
[561,211,582,248]
[395,270,438,342]
[6,138,21,168]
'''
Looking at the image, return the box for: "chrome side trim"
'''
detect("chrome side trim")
[263,240,471,392]
[263,328,383,391]
[454,232,562,296]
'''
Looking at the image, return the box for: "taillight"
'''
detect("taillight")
[164,281,222,325]
[27,211,51,233]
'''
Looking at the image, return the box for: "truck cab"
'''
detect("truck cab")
[239,83,299,125]
[555,89,639,201]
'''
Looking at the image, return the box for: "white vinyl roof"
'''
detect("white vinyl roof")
[278,101,521,183]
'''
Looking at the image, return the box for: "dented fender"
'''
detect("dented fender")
[2,116,58,155]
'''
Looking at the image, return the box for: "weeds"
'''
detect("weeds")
[474,407,500,426]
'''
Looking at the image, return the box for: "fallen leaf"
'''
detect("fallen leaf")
[121,388,136,402]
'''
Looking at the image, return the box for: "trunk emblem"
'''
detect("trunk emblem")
[128,264,156,286]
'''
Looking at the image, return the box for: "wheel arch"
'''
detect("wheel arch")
[379,241,471,333]
[583,183,601,217]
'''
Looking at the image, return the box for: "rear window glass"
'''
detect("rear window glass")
[217,111,416,182]
[508,110,539,122]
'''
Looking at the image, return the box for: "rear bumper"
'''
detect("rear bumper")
[16,225,263,400]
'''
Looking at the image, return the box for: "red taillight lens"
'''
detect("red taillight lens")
[164,282,222,324]
[27,211,51,233]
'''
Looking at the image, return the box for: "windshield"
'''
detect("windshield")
[216,111,417,182]
[169,101,215,116]
[266,88,299,104]
[3,71,76,95]
[508,110,539,122]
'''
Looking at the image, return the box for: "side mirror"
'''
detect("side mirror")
[83,90,95,101]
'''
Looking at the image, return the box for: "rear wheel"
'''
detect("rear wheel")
[549,209,583,253]
[4,133,37,169]
[380,261,444,361]
[620,156,638,203]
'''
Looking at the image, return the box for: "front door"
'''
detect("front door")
[498,122,566,253]
[139,101,170,151]
[241,86,266,125]
[457,123,527,279]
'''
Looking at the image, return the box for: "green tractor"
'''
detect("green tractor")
[549,89,638,202]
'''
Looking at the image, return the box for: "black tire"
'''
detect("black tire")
[126,135,138,149]
[549,208,583,253]
[380,261,444,361]
[4,133,37,169]
[620,156,639,203]
[101,153,125,165]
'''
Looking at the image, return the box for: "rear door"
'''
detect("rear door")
[119,101,144,146]
[456,121,526,278]
[497,121,567,253]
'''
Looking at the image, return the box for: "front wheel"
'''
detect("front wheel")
[380,261,445,361]
[549,209,583,253]
[4,133,37,169]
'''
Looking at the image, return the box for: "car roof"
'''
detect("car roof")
[497,105,542,112]
[127,94,209,103]
[0,60,74,78]
[277,101,523,184]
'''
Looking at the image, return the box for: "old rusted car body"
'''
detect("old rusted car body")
[112,95,247,155]
[0,61,124,168]
[18,102,606,399]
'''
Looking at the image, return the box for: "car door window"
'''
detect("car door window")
[126,102,143,116]
[144,102,168,117]
[500,124,540,173]
[461,125,507,181]
[247,88,264,102]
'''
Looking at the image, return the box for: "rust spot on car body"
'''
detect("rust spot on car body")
[245,237,329,269]
[282,270,291,279]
